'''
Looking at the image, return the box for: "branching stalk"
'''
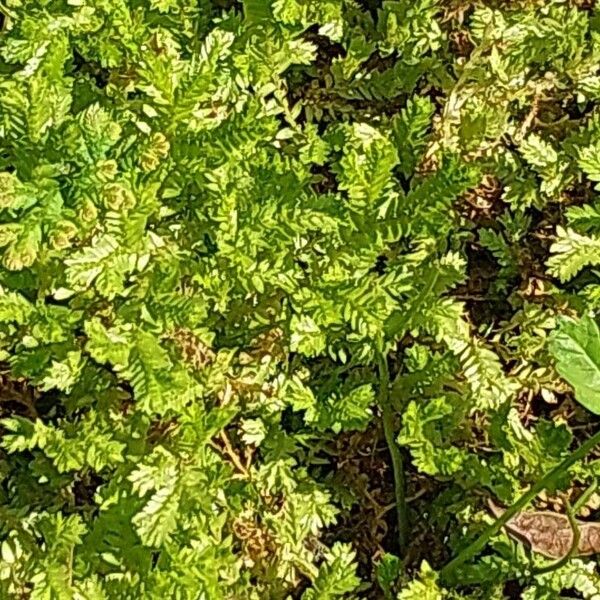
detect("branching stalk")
[377,353,408,555]
[440,428,600,583]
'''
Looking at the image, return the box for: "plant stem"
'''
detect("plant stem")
[377,353,408,555]
[440,428,600,583]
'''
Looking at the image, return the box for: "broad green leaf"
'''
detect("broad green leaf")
[550,315,600,414]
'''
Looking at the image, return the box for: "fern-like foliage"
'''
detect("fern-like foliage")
[0,0,600,598]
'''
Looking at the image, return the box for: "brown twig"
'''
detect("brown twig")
[215,431,250,478]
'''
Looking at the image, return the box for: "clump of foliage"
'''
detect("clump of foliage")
[3,0,600,598]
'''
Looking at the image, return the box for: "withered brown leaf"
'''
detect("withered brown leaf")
[488,499,600,559]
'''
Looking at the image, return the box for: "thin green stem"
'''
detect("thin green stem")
[440,428,600,583]
[573,478,598,514]
[377,353,408,555]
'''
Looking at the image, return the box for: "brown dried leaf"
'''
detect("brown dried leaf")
[488,499,600,559]
[577,522,600,556]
